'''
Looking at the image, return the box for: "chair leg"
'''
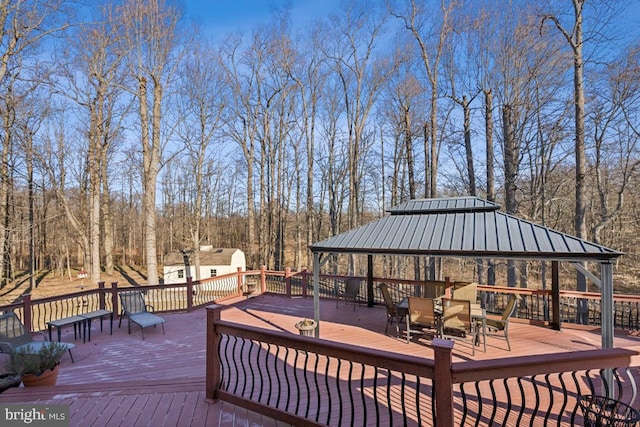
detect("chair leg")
[68,349,74,364]
[471,328,476,356]
[395,316,400,338]
[406,316,411,343]
[505,325,511,351]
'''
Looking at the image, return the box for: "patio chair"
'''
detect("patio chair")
[405,297,438,344]
[336,278,360,311]
[452,282,478,304]
[379,283,404,337]
[0,312,75,363]
[440,298,479,356]
[486,294,519,351]
[119,291,166,340]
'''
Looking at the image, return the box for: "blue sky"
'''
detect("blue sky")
[182,0,340,38]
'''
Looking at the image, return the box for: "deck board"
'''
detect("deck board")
[0,293,639,426]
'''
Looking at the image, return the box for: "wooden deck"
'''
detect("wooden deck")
[1,293,640,426]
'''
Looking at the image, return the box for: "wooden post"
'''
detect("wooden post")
[98,281,106,310]
[432,338,455,427]
[186,277,193,312]
[22,294,32,332]
[205,304,223,403]
[237,267,243,295]
[367,255,374,307]
[285,267,292,298]
[111,282,119,320]
[444,276,452,299]
[261,265,267,293]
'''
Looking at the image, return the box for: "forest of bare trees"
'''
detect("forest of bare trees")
[2,0,640,290]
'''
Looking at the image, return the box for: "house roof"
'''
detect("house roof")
[164,248,242,266]
[309,197,623,262]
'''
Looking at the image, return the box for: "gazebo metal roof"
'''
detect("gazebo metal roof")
[310,196,623,261]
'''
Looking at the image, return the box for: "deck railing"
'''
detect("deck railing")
[205,304,640,427]
[2,267,640,334]
[266,270,640,331]
[1,267,272,333]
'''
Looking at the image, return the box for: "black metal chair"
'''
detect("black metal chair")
[119,291,166,340]
[336,278,360,311]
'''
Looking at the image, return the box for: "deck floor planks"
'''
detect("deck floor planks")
[0,294,639,426]
[175,389,200,426]
[83,395,126,426]
[147,392,181,426]
[188,390,216,426]
[133,391,165,426]
[162,391,190,426]
[117,393,152,427]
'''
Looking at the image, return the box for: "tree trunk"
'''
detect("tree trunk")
[503,104,518,287]
[140,76,160,285]
[463,96,476,196]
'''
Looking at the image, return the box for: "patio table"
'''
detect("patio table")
[79,310,113,342]
[47,315,87,343]
[397,298,487,350]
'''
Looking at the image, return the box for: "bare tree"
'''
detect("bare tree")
[390,0,455,198]
[288,22,327,269]
[219,34,260,267]
[590,46,640,245]
[56,2,128,282]
[174,34,226,279]
[118,0,183,284]
[0,0,71,285]
[318,1,396,274]
[541,0,624,320]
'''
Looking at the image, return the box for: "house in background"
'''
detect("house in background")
[162,246,246,284]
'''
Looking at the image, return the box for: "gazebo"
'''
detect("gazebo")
[309,196,624,349]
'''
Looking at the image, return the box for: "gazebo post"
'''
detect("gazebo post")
[601,260,615,398]
[367,255,374,307]
[551,261,561,330]
[601,261,614,350]
[313,252,321,338]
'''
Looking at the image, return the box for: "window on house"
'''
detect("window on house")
[210,269,217,277]
[178,269,184,279]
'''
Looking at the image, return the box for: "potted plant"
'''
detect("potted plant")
[5,342,67,387]
[295,319,317,337]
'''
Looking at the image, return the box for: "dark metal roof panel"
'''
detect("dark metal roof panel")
[310,202,624,261]
[388,196,500,215]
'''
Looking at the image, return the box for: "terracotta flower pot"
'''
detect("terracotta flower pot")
[21,364,60,387]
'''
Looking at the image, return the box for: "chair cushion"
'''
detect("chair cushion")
[129,312,165,329]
